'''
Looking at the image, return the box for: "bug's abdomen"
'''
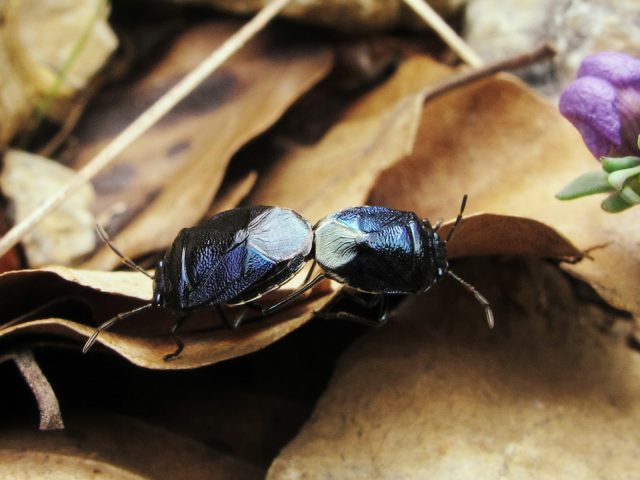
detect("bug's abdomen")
[315,206,432,294]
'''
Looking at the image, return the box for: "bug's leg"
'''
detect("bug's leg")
[227,303,262,330]
[303,260,317,284]
[217,305,231,328]
[261,274,326,316]
[315,294,389,327]
[342,291,385,310]
[376,295,389,326]
[163,315,189,362]
[218,303,263,330]
[314,310,387,327]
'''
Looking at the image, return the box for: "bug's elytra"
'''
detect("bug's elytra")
[154,206,313,311]
[83,206,313,360]
[314,206,447,294]
[84,197,493,361]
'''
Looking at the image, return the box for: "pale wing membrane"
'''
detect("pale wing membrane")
[315,221,361,270]
[247,208,312,261]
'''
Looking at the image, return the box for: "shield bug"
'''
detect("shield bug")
[268,196,494,327]
[83,206,313,361]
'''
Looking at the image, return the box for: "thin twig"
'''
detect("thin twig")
[2,349,65,430]
[422,44,556,104]
[402,0,483,67]
[37,79,101,158]
[0,0,291,260]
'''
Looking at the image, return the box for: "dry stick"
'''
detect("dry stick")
[0,349,65,430]
[403,0,484,67]
[422,43,556,105]
[0,0,291,260]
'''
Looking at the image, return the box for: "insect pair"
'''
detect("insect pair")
[83,196,493,361]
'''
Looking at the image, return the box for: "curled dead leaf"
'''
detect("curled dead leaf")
[77,21,332,270]
[250,56,452,220]
[0,0,117,146]
[441,213,581,261]
[0,414,261,479]
[269,258,640,479]
[1,150,96,267]
[370,72,640,317]
[0,266,335,369]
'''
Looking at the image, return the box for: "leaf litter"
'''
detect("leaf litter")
[1,6,639,477]
[0,413,261,479]
[1,53,613,370]
[78,20,333,270]
[269,258,640,479]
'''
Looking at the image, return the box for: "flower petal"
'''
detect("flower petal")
[559,77,621,158]
[578,52,640,87]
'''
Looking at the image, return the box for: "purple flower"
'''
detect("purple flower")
[559,52,640,159]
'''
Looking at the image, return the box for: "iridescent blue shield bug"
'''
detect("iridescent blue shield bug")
[268,196,494,328]
[83,206,313,360]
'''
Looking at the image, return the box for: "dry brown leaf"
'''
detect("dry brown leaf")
[0,0,117,146]
[78,21,332,269]
[189,0,463,32]
[1,150,96,267]
[251,55,581,262]
[0,266,152,301]
[249,56,452,220]
[269,258,640,479]
[0,413,261,479]
[0,266,334,369]
[192,0,461,33]
[370,73,640,316]
[441,213,581,260]
[206,170,258,218]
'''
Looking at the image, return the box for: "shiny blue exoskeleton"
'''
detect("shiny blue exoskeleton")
[269,196,494,328]
[313,206,447,294]
[83,206,313,360]
[84,199,492,361]
[154,206,313,311]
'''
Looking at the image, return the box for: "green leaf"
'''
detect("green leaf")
[601,156,640,173]
[607,166,640,190]
[555,170,614,200]
[620,185,640,205]
[601,192,634,213]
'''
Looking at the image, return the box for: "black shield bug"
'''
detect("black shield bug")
[267,195,494,327]
[83,206,313,361]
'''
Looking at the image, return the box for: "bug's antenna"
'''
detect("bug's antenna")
[447,270,494,328]
[96,224,153,279]
[82,303,154,353]
[445,194,468,244]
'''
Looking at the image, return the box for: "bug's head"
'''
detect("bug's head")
[431,230,449,281]
[152,259,167,306]
[435,193,469,278]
